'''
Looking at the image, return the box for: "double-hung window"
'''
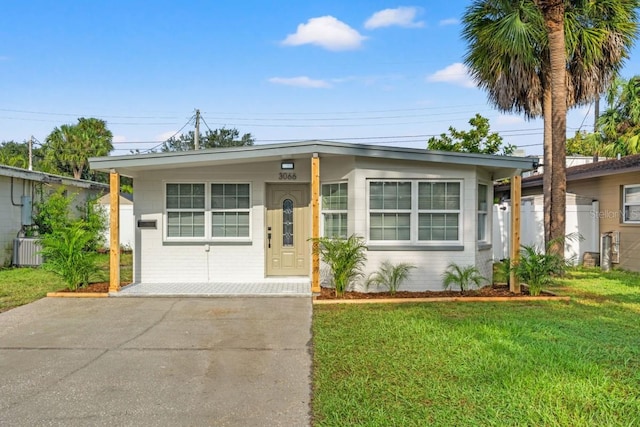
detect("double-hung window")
[368,180,462,244]
[321,182,348,238]
[370,181,412,241]
[165,182,251,240]
[418,182,460,241]
[623,184,640,223]
[166,184,206,238]
[477,183,489,241]
[211,184,250,238]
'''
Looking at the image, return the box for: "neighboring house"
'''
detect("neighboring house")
[0,165,108,266]
[495,154,640,271]
[97,192,134,250]
[89,141,536,291]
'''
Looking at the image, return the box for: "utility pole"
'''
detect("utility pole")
[594,97,600,132]
[194,109,200,150]
[28,136,33,171]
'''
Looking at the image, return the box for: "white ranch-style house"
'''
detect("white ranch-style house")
[89,141,536,293]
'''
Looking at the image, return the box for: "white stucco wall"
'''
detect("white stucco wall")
[133,156,494,291]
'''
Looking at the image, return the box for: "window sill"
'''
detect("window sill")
[367,244,464,251]
[163,239,253,245]
[478,243,492,251]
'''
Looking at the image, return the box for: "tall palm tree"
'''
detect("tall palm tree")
[45,118,113,179]
[463,0,638,249]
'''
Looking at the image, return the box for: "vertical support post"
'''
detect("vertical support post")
[509,175,521,293]
[311,154,321,293]
[109,170,121,293]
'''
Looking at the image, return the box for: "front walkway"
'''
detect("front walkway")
[112,279,311,297]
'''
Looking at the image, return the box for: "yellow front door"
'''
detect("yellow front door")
[266,184,310,276]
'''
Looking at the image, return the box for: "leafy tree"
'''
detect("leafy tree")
[567,76,640,157]
[43,117,113,179]
[566,130,604,158]
[0,140,44,169]
[463,0,638,253]
[427,114,515,155]
[599,76,640,155]
[161,127,254,152]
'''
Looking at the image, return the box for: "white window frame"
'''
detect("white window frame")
[165,182,207,241]
[623,184,640,224]
[211,183,252,240]
[164,181,252,242]
[366,179,463,246]
[477,182,489,242]
[321,181,348,238]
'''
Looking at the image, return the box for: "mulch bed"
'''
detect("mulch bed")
[57,282,123,293]
[316,284,538,300]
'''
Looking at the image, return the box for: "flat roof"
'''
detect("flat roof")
[90,140,538,179]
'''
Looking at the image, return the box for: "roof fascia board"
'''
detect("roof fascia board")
[0,165,108,190]
[90,141,537,173]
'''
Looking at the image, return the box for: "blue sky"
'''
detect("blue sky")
[1,1,639,156]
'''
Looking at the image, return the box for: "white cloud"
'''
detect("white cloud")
[495,114,525,125]
[426,63,476,88]
[268,76,332,88]
[365,7,424,29]
[112,135,127,143]
[282,16,366,51]
[439,18,459,26]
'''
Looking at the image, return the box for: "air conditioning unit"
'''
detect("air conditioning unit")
[12,238,43,267]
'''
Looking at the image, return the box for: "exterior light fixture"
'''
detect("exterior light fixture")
[281,161,295,170]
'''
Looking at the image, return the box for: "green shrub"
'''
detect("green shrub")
[366,261,415,295]
[442,263,486,294]
[514,244,565,296]
[40,224,100,290]
[33,187,73,236]
[312,235,367,297]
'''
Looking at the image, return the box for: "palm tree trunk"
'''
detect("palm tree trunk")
[539,0,567,256]
[543,87,552,247]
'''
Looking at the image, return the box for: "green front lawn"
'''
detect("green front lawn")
[0,252,133,313]
[313,268,640,426]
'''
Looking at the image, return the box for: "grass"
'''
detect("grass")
[313,267,640,426]
[0,252,133,313]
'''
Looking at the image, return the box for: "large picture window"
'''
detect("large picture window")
[368,180,462,244]
[322,182,348,238]
[165,182,251,240]
[623,185,640,223]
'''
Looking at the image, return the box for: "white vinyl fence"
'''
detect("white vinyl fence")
[493,194,599,264]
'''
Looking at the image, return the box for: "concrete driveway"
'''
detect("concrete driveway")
[0,297,312,426]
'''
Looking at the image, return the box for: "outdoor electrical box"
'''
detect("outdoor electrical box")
[21,195,33,226]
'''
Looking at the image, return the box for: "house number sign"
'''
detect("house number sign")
[279,172,297,180]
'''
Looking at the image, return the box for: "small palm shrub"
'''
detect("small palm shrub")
[366,261,416,295]
[442,263,486,294]
[312,234,367,297]
[514,244,565,296]
[40,223,100,291]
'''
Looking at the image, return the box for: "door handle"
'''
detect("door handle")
[267,232,272,248]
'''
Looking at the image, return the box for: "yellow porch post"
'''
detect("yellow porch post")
[311,153,321,293]
[509,175,521,293]
[109,170,121,293]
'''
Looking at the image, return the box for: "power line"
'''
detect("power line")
[143,114,196,153]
